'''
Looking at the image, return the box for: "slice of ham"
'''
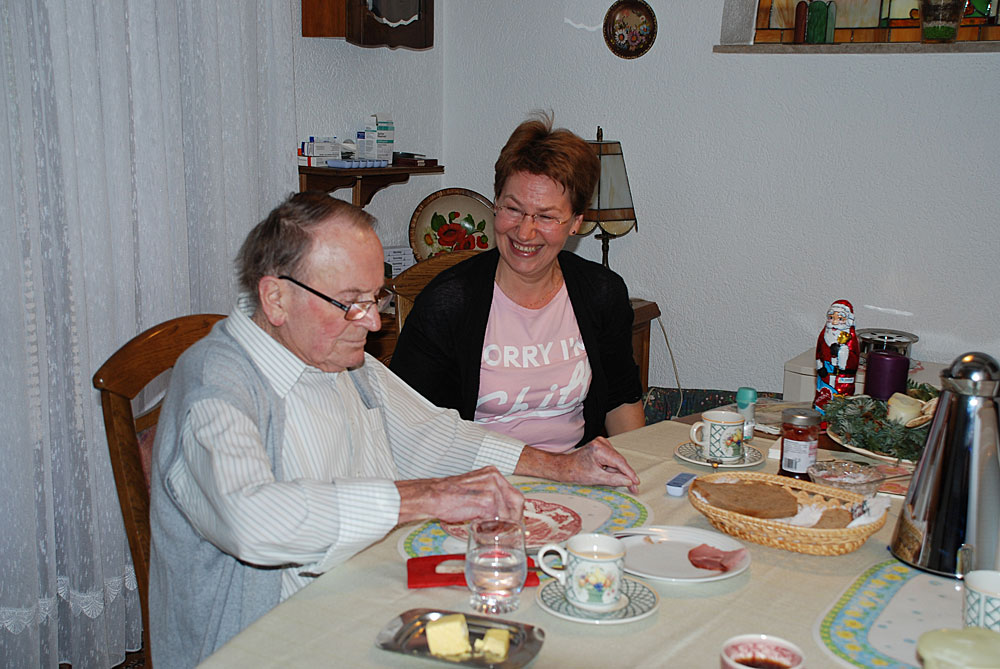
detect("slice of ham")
[688,543,748,572]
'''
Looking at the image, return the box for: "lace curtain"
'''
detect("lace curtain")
[0,1,296,666]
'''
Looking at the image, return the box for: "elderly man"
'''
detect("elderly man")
[148,191,639,667]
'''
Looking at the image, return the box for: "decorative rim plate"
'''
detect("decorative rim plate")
[674,442,765,469]
[408,188,494,261]
[440,498,583,549]
[400,482,648,559]
[620,526,750,583]
[603,0,657,60]
[817,560,959,668]
[827,429,916,466]
[536,576,659,625]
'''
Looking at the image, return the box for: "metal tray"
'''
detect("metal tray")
[375,608,545,668]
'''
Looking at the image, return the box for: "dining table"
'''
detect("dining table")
[198,418,961,668]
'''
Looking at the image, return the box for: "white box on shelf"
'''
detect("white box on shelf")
[383,246,415,277]
[781,349,947,401]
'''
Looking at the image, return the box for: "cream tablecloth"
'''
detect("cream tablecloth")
[199,420,909,668]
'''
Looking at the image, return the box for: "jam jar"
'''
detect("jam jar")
[778,408,822,480]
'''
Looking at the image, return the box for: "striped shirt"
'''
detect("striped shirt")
[171,296,526,598]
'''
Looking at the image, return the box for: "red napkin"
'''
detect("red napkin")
[406,553,541,589]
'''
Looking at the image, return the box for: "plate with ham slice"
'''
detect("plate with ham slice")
[619,526,750,583]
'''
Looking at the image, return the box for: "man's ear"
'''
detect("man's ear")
[257,276,287,327]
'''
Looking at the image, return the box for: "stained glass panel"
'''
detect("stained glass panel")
[757,0,998,43]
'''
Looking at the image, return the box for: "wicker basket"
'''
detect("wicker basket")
[687,471,887,556]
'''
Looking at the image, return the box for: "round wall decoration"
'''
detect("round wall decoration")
[603,0,657,59]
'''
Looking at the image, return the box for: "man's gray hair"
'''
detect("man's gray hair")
[236,191,376,310]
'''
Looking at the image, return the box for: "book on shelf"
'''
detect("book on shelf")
[392,157,438,167]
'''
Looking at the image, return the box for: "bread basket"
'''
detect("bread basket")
[687,471,887,556]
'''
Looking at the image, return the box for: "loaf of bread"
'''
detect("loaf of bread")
[813,507,852,529]
[691,479,799,519]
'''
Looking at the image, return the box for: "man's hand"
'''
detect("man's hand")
[395,466,525,525]
[514,437,640,494]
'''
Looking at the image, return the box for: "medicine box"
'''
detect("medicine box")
[370,114,394,162]
[357,130,378,161]
[300,140,340,157]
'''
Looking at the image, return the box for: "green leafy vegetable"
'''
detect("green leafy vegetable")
[824,380,940,462]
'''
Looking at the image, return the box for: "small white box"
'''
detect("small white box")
[301,141,340,156]
[782,349,947,401]
[357,130,378,160]
[383,246,415,277]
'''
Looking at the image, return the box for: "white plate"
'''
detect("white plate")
[674,442,765,469]
[619,526,750,582]
[536,576,659,625]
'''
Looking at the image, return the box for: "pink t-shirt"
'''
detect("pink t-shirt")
[474,283,592,453]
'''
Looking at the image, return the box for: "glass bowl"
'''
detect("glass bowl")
[807,461,886,497]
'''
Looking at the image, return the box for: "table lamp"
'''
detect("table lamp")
[581,127,637,268]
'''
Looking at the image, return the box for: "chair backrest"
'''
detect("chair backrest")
[92,313,224,662]
[390,249,479,332]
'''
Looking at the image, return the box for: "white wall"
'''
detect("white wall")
[292,8,445,250]
[297,0,1000,394]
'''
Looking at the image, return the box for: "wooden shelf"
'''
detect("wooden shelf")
[298,164,445,207]
[714,41,1000,54]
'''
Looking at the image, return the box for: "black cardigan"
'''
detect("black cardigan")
[390,248,642,447]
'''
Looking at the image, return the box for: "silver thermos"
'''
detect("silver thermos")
[890,352,1000,578]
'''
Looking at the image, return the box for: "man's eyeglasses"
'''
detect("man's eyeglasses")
[278,275,394,321]
[494,204,574,230]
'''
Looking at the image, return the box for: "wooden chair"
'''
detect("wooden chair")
[390,249,479,332]
[92,313,225,663]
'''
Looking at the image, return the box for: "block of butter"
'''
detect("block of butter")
[425,613,472,659]
[474,628,510,662]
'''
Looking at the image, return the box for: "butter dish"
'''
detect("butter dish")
[375,608,544,668]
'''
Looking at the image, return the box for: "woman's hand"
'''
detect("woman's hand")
[514,437,640,494]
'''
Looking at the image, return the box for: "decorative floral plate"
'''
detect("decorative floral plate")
[440,498,583,549]
[399,481,648,559]
[603,0,657,59]
[408,188,494,260]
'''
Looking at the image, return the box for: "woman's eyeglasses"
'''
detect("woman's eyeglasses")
[278,275,394,321]
[494,204,574,230]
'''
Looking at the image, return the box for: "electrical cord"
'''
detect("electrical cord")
[640,314,685,420]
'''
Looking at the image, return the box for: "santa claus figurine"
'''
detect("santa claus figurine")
[813,299,860,417]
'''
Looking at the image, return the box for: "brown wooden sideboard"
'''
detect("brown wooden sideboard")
[365,297,661,392]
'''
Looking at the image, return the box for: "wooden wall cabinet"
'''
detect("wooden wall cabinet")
[302,0,434,49]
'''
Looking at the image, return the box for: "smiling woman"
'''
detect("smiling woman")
[391,112,646,452]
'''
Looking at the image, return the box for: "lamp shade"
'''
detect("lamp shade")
[581,139,636,237]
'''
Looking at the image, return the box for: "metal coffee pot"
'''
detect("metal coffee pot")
[890,352,1000,578]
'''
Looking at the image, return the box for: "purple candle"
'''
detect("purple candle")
[865,350,910,400]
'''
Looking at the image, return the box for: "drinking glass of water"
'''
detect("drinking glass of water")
[464,518,527,614]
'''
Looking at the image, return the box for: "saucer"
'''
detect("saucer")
[675,442,764,469]
[536,576,659,625]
